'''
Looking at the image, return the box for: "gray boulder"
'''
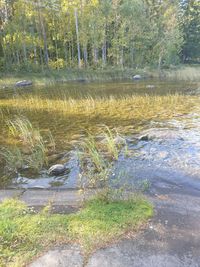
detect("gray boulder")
[133,74,142,80]
[48,164,67,176]
[15,80,32,87]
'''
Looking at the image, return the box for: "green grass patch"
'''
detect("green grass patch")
[0,195,153,267]
[68,195,153,253]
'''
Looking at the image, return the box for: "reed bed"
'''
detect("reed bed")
[0,117,55,173]
[0,94,199,124]
[164,66,200,81]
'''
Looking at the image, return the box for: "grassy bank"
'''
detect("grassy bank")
[0,68,151,88]
[1,65,200,88]
[163,65,200,81]
[0,194,153,267]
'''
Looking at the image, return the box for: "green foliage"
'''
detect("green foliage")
[0,196,153,266]
[181,0,200,62]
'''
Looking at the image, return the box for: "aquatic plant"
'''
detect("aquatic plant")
[164,66,200,81]
[102,126,125,160]
[78,127,127,189]
[0,94,197,126]
[0,117,55,173]
[0,147,24,173]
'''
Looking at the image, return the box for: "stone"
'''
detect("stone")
[140,129,181,141]
[15,80,32,87]
[76,78,87,83]
[20,190,57,206]
[139,135,150,141]
[0,190,23,202]
[113,136,126,146]
[133,75,142,80]
[29,245,83,267]
[48,164,66,176]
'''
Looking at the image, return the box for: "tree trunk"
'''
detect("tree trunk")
[131,47,134,67]
[33,46,37,65]
[120,48,124,68]
[16,51,20,65]
[74,8,81,68]
[22,40,27,64]
[38,0,49,65]
[93,46,98,65]
[102,41,106,66]
[83,46,88,67]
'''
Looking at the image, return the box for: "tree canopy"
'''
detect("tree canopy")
[0,0,199,71]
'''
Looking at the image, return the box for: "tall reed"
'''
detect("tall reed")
[0,117,55,173]
[78,127,126,189]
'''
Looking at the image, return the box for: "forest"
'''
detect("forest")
[0,0,199,72]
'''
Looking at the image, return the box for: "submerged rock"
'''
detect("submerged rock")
[100,135,126,146]
[48,164,68,176]
[139,135,150,141]
[113,136,126,146]
[146,85,155,89]
[139,129,185,142]
[15,80,32,87]
[76,78,87,83]
[133,74,142,80]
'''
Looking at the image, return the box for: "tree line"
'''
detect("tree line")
[0,0,199,71]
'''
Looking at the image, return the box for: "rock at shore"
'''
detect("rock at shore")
[133,74,142,80]
[48,164,67,176]
[15,80,33,87]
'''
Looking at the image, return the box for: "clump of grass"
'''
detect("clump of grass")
[0,195,153,267]
[78,127,127,188]
[102,126,126,160]
[0,117,55,174]
[78,134,109,188]
[81,134,106,173]
[0,147,24,172]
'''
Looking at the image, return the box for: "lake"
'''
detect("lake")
[0,79,200,189]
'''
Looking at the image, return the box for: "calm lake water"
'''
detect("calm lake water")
[0,79,200,189]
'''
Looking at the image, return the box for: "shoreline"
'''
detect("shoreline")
[1,65,200,89]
